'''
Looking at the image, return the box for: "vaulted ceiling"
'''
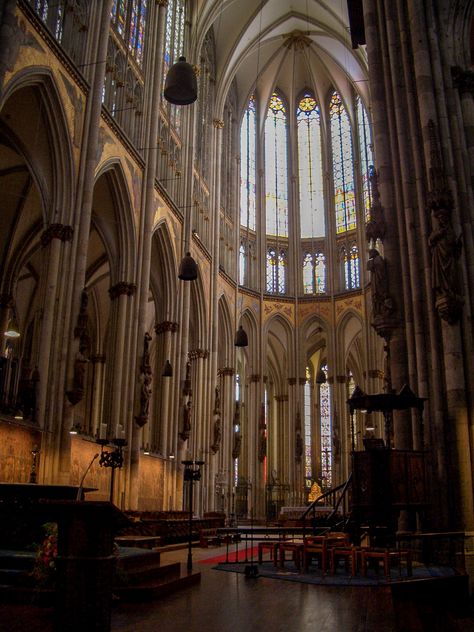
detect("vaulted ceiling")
[194,0,368,117]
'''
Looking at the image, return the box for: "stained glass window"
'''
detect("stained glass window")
[304,368,312,482]
[357,96,374,223]
[297,93,325,238]
[343,245,360,289]
[110,0,147,66]
[266,248,287,294]
[319,364,332,489]
[163,1,185,94]
[330,92,356,234]
[303,252,326,294]
[240,97,257,231]
[239,242,246,285]
[265,92,288,237]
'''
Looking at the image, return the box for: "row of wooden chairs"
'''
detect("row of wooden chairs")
[258,533,412,580]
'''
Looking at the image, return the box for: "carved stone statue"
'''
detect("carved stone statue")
[428,203,463,322]
[211,418,222,454]
[180,399,192,441]
[367,249,394,319]
[135,332,153,427]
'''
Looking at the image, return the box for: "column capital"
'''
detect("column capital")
[336,375,347,383]
[368,369,383,379]
[275,394,288,402]
[249,374,260,383]
[108,282,137,299]
[213,118,224,129]
[91,354,106,364]
[155,0,168,7]
[218,366,235,377]
[288,377,297,385]
[188,348,209,360]
[155,321,179,334]
[41,224,73,247]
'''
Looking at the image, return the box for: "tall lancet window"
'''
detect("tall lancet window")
[330,92,356,234]
[111,0,148,65]
[357,96,374,222]
[319,364,332,489]
[240,96,257,231]
[266,248,287,294]
[303,252,326,294]
[304,367,312,487]
[239,243,246,285]
[343,244,360,289]
[163,0,185,130]
[297,93,325,238]
[265,92,288,237]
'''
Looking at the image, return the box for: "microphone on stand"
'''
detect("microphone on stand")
[76,453,99,501]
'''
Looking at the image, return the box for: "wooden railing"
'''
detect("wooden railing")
[300,473,353,537]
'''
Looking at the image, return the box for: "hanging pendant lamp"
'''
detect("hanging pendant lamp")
[164,57,198,105]
[162,360,173,377]
[234,325,248,347]
[178,252,198,281]
[4,316,20,338]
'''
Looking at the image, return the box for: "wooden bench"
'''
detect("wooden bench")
[199,528,222,547]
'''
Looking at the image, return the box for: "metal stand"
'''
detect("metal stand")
[97,437,127,503]
[182,460,204,572]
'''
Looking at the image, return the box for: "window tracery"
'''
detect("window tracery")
[265,92,288,238]
[330,92,356,234]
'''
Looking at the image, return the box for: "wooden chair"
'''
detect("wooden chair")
[329,545,358,576]
[361,548,412,580]
[278,540,304,570]
[303,535,328,573]
[258,540,280,565]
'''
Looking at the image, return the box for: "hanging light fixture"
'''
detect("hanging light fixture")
[4,316,20,338]
[164,56,198,105]
[234,324,248,348]
[178,252,198,280]
[162,360,173,377]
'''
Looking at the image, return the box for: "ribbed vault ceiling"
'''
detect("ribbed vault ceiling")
[195,0,368,115]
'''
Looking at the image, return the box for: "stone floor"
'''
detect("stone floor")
[1,544,473,631]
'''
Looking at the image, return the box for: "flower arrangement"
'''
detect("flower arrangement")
[32,522,58,586]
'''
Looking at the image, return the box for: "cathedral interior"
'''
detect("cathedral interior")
[1,0,474,614]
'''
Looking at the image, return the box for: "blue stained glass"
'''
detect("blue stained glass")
[343,245,360,289]
[357,96,374,222]
[240,97,257,231]
[265,92,288,237]
[297,93,325,238]
[266,248,287,294]
[319,365,332,488]
[304,371,312,482]
[330,92,356,234]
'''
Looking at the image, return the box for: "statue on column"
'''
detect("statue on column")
[426,119,464,324]
[211,386,222,454]
[135,332,153,427]
[232,401,241,459]
[179,361,193,441]
[367,249,394,320]
[428,198,463,323]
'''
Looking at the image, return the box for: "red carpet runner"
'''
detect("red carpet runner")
[198,546,260,564]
